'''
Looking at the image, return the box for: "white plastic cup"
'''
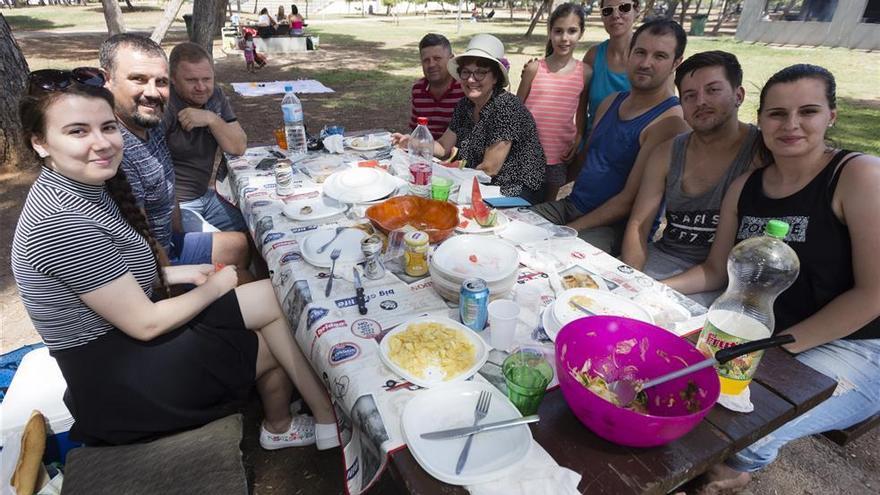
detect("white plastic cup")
[488,299,520,351]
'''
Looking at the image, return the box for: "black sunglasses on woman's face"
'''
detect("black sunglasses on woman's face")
[28,67,105,92]
[601,3,634,16]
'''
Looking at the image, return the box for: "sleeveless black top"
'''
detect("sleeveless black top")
[736,150,879,340]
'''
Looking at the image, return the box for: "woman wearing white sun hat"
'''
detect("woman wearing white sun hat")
[394,34,547,203]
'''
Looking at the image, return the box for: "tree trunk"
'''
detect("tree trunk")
[150,0,186,44]
[712,0,729,33]
[123,0,133,10]
[694,0,703,14]
[191,0,224,57]
[525,0,551,37]
[213,0,228,35]
[0,14,31,171]
[101,0,126,34]
[679,0,691,24]
[641,0,656,19]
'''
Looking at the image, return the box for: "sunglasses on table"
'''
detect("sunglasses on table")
[459,68,491,82]
[601,3,634,16]
[28,67,105,92]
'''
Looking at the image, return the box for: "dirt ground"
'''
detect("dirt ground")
[2,27,878,495]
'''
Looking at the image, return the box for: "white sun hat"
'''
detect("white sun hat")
[447,34,509,87]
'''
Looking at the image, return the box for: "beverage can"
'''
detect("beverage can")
[274,160,295,197]
[460,278,489,331]
[403,231,429,277]
[361,235,386,280]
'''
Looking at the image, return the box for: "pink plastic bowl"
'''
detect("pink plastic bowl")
[555,316,720,448]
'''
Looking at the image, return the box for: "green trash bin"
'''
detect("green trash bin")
[183,14,193,39]
[690,13,708,36]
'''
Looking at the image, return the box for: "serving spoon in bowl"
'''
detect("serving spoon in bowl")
[608,334,795,407]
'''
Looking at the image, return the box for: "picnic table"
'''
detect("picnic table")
[222,140,836,495]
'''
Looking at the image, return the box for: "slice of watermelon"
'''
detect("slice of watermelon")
[471,177,497,227]
[441,159,467,169]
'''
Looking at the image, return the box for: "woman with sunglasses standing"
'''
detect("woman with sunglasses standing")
[11,70,340,451]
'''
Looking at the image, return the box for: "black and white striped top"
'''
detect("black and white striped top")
[11,168,158,352]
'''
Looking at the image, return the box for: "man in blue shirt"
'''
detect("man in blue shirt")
[100,34,251,280]
[532,19,690,255]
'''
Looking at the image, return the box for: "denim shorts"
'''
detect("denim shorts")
[167,232,214,266]
[179,190,247,232]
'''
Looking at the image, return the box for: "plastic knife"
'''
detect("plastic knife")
[420,415,540,440]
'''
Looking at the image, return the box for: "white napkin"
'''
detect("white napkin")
[717,385,754,413]
[457,182,503,205]
[324,134,344,153]
[466,440,581,495]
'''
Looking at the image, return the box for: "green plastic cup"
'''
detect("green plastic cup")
[431,176,453,201]
[502,348,554,415]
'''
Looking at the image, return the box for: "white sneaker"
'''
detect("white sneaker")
[259,414,316,450]
[316,422,341,450]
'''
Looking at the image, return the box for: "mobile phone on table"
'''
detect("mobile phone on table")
[483,196,532,208]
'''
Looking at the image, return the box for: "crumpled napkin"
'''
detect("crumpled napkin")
[324,134,344,153]
[717,385,754,413]
[466,440,581,495]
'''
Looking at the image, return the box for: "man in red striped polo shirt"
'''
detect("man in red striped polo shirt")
[409,33,465,139]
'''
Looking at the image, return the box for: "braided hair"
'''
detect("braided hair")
[19,82,170,297]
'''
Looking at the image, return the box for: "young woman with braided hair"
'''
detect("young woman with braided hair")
[11,71,339,450]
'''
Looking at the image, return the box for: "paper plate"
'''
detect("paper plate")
[542,306,563,341]
[401,381,532,485]
[345,135,390,151]
[281,189,348,221]
[300,228,367,267]
[323,167,398,203]
[430,235,520,284]
[551,288,654,340]
[378,316,488,389]
[455,209,510,234]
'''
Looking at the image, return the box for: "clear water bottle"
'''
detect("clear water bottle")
[408,117,433,198]
[696,219,800,395]
[281,86,307,159]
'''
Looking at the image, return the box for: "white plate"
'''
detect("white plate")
[430,235,520,284]
[551,288,654,337]
[323,168,398,203]
[379,316,488,389]
[455,208,510,234]
[542,306,563,341]
[281,190,348,221]
[345,135,390,151]
[300,228,367,267]
[401,381,532,485]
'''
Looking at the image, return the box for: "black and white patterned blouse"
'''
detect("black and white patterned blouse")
[449,90,546,197]
[12,168,158,352]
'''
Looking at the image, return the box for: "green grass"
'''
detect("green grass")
[6,3,189,32]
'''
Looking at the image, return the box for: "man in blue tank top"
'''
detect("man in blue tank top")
[532,19,690,255]
[620,51,761,308]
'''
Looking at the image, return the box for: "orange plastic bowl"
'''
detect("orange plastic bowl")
[366,196,459,243]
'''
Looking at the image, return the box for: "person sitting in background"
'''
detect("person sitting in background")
[531,19,688,255]
[620,50,759,307]
[256,8,276,37]
[274,6,290,35]
[393,34,546,202]
[289,5,306,36]
[276,5,288,24]
[11,72,339,451]
[663,63,880,495]
[99,34,251,278]
[409,33,464,140]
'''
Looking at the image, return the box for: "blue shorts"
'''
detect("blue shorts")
[167,232,214,266]
[179,190,247,232]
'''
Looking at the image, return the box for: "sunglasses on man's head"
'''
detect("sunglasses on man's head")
[601,3,634,16]
[28,67,105,92]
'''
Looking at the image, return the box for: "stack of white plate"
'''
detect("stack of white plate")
[542,288,655,341]
[429,235,520,303]
[322,167,400,204]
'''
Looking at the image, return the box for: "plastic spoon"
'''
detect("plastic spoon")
[608,334,796,407]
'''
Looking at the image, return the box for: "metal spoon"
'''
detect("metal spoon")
[608,334,795,407]
[316,227,346,254]
[324,248,341,297]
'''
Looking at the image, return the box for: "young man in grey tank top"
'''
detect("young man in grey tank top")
[620,51,760,307]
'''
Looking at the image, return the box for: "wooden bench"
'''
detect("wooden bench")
[823,413,880,446]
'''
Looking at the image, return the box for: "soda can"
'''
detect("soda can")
[274,160,294,197]
[460,278,489,332]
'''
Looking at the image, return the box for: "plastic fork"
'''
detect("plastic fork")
[316,226,346,254]
[455,390,492,475]
[324,248,341,297]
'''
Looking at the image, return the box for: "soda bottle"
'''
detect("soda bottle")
[696,219,800,395]
[408,117,434,198]
[281,86,307,159]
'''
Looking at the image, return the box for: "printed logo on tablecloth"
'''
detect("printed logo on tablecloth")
[308,307,330,327]
[262,232,285,245]
[351,319,382,339]
[317,320,347,338]
[571,251,586,259]
[379,300,398,311]
[291,225,319,234]
[333,375,350,399]
[280,252,302,264]
[251,200,273,207]
[346,457,360,481]
[329,342,361,366]
[617,265,634,274]
[241,186,258,196]
[516,270,549,284]
[269,239,298,251]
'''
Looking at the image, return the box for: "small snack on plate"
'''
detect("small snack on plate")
[567,295,596,312]
[300,206,314,215]
[388,321,476,380]
[562,273,600,290]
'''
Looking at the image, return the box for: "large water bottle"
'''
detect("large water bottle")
[408,117,433,198]
[281,86,307,159]
[696,219,800,396]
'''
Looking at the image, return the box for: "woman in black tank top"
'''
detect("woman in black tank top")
[664,65,880,492]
